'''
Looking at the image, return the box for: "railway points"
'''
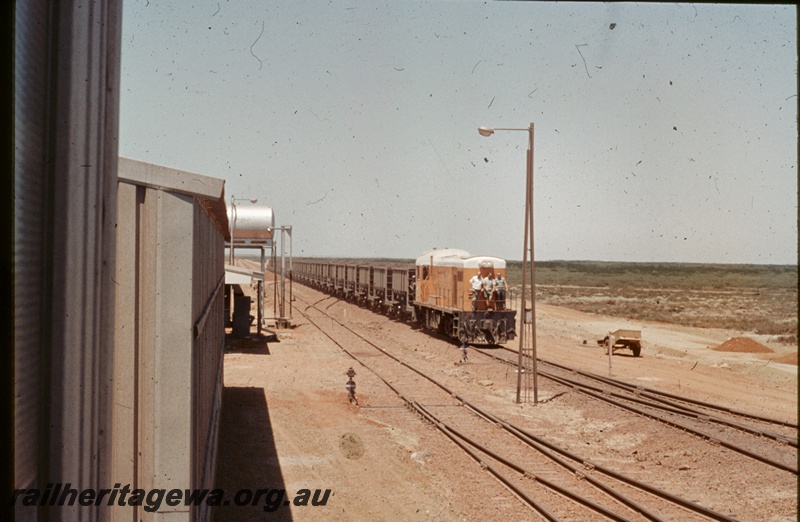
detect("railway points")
[236,269,796,520]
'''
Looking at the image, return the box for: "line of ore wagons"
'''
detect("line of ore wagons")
[293,248,517,345]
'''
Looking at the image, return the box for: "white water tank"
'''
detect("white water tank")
[227,204,275,240]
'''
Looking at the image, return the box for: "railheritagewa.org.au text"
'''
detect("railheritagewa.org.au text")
[11,484,332,513]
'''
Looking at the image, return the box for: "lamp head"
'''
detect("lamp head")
[478,127,494,137]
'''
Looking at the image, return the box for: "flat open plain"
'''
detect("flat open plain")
[214,262,797,521]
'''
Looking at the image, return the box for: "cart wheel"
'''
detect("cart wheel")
[632,343,641,357]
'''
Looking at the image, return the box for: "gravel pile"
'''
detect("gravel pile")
[712,336,773,353]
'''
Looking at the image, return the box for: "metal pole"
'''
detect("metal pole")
[516,157,530,404]
[272,239,277,318]
[479,122,538,404]
[280,228,286,321]
[229,195,235,264]
[258,247,265,336]
[516,123,538,404]
[529,122,538,405]
[289,226,293,320]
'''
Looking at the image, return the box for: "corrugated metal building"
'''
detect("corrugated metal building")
[14,3,231,520]
[14,2,123,521]
[113,158,229,522]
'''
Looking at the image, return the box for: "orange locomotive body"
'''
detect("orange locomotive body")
[293,248,516,345]
[414,248,516,344]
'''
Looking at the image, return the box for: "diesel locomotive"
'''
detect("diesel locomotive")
[293,248,517,345]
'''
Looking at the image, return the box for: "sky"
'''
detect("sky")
[119,1,798,265]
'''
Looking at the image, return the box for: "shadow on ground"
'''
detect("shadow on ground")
[224,334,273,355]
[214,386,292,522]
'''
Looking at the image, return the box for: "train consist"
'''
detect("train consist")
[293,248,517,345]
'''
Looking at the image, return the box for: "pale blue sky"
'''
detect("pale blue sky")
[119,1,797,264]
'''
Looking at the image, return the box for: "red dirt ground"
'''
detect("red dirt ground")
[712,336,774,353]
[215,264,798,521]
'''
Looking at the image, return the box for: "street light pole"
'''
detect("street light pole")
[478,123,538,404]
[525,123,538,405]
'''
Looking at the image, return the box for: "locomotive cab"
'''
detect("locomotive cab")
[414,248,516,345]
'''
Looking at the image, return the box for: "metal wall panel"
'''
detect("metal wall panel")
[192,200,225,522]
[48,2,122,517]
[114,161,227,522]
[14,3,123,521]
[110,182,140,522]
[14,0,53,497]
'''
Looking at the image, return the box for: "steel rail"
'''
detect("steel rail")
[575,373,799,447]
[455,401,668,522]
[295,299,646,520]
[293,290,742,521]
[531,356,797,447]
[357,361,563,521]
[464,402,742,522]
[546,372,798,475]
[304,295,335,311]
[413,402,636,522]
[357,362,559,521]
[293,268,794,430]
[512,347,798,430]
[296,307,559,520]
[415,373,739,521]
[478,348,798,475]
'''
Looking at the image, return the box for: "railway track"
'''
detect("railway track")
[293,291,747,521]
[537,354,797,434]
[475,346,798,476]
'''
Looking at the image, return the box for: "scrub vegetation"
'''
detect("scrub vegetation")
[509,261,797,342]
[295,257,797,344]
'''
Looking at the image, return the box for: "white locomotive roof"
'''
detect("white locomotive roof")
[416,248,506,269]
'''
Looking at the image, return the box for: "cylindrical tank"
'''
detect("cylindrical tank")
[227,204,275,240]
